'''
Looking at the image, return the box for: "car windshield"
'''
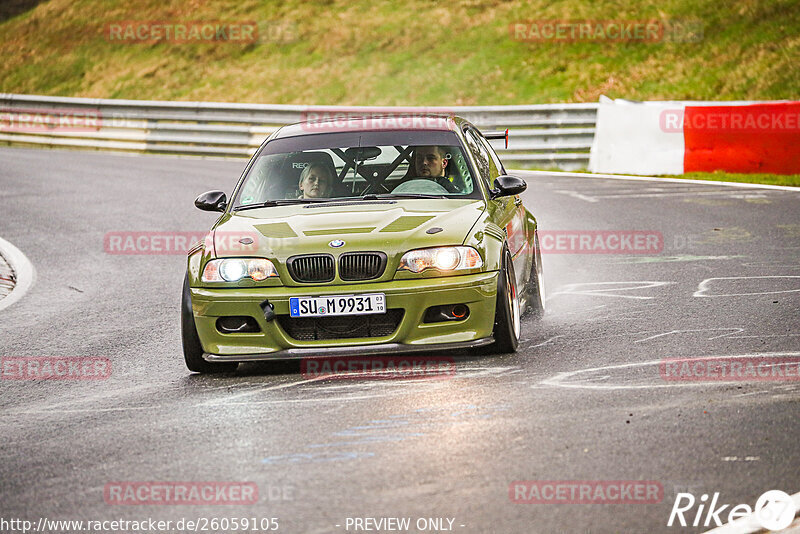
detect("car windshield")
[232,130,480,208]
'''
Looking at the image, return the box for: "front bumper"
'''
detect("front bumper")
[191,271,499,361]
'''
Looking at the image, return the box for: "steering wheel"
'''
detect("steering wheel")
[433,175,459,193]
[391,179,454,195]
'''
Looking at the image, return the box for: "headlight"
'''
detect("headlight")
[397,246,483,274]
[202,258,279,282]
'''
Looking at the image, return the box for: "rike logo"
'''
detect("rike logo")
[668,490,796,531]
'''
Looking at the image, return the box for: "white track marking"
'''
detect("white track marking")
[553,190,599,202]
[556,304,608,316]
[634,328,745,343]
[694,276,800,297]
[528,331,653,348]
[540,351,800,391]
[198,377,328,406]
[516,169,800,192]
[602,255,744,265]
[298,366,515,390]
[732,391,768,398]
[549,281,673,300]
[571,186,693,194]
[220,394,395,405]
[8,406,155,414]
[0,236,36,312]
[529,335,564,347]
[200,366,517,407]
[587,190,769,200]
[1,367,520,415]
[531,329,796,349]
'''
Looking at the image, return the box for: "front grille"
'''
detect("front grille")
[339,252,387,281]
[287,254,335,283]
[278,309,404,340]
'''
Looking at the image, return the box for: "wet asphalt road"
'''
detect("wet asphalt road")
[0,146,799,534]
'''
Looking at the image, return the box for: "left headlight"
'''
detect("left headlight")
[201,258,279,282]
[397,246,483,274]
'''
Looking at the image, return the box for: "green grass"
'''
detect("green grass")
[3,1,798,185]
[1,0,798,105]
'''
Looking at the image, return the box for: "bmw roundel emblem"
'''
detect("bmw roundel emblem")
[329,239,345,248]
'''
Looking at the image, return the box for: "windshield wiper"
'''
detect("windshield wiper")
[234,199,326,211]
[235,194,449,211]
[372,193,450,200]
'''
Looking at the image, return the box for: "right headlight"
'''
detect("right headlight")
[397,246,483,274]
[202,258,279,282]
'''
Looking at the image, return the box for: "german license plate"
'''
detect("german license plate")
[289,293,386,318]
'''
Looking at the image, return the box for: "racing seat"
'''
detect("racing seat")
[281,152,340,198]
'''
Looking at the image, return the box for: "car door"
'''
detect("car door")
[463,126,528,289]
[479,132,532,292]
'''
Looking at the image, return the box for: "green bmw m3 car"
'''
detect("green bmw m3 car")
[182,115,545,373]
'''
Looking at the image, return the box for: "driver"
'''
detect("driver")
[298,163,333,199]
[415,146,448,178]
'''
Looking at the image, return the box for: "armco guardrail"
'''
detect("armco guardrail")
[0,94,598,169]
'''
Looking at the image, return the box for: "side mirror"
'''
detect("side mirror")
[194,190,227,212]
[490,175,527,199]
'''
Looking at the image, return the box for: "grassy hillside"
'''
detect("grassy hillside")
[0,0,797,105]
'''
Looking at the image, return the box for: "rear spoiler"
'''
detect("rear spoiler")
[483,129,509,149]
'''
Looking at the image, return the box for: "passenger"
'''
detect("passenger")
[414,146,449,178]
[298,163,334,199]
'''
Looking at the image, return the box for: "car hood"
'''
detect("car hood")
[212,199,486,265]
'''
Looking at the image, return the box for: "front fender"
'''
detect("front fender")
[463,209,505,272]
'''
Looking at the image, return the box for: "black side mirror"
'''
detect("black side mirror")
[490,175,527,199]
[195,190,227,212]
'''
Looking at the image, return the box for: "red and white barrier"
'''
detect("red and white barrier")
[589,98,800,175]
[589,99,687,175]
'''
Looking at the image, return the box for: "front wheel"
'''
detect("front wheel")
[488,249,521,354]
[181,274,238,374]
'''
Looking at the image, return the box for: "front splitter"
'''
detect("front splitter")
[203,337,494,362]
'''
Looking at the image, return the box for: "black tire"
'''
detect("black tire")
[181,274,238,374]
[525,231,546,318]
[488,248,521,354]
